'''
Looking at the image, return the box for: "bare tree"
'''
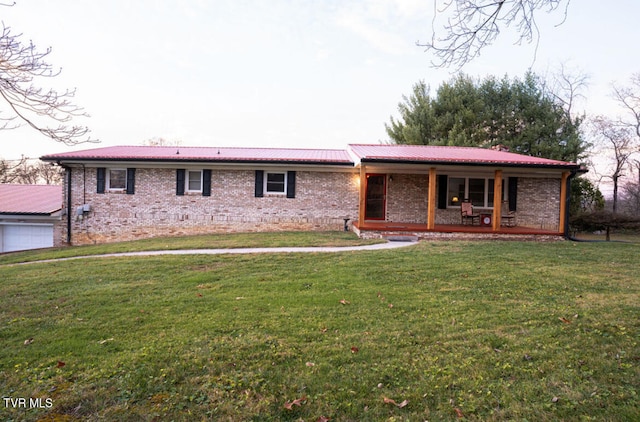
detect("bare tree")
[590,117,636,213]
[545,63,588,126]
[419,0,571,69]
[0,19,95,144]
[621,159,640,215]
[34,161,64,184]
[0,156,26,183]
[612,73,640,140]
[0,156,63,184]
[142,137,183,146]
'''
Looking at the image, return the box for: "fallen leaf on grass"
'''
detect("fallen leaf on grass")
[383,397,408,408]
[558,317,572,324]
[317,417,331,422]
[196,293,203,297]
[98,338,115,345]
[306,362,315,367]
[283,396,307,410]
[350,346,359,353]
[56,361,65,368]
[24,338,34,346]
[339,299,350,305]
[454,407,465,418]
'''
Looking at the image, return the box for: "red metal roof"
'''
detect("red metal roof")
[40,144,582,170]
[348,144,580,167]
[41,146,353,164]
[0,184,63,215]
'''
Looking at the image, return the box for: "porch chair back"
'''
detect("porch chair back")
[460,201,479,225]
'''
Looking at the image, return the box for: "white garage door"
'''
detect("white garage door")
[2,224,54,253]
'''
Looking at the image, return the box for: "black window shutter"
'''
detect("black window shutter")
[126,168,136,194]
[176,169,185,196]
[255,170,264,197]
[437,174,448,209]
[202,169,212,196]
[508,177,518,211]
[286,171,296,198]
[97,167,106,194]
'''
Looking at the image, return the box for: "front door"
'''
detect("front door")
[365,174,386,220]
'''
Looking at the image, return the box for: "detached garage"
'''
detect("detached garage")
[0,184,62,253]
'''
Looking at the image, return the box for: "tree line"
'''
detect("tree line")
[0,157,63,185]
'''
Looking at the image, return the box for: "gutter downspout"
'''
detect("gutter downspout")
[564,170,579,241]
[63,164,72,245]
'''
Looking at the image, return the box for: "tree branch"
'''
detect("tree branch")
[418,0,570,70]
[0,22,97,145]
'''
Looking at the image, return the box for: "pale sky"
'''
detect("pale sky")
[2,0,639,161]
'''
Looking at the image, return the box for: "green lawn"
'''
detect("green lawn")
[1,234,638,421]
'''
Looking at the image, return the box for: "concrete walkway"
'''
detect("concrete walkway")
[6,239,417,266]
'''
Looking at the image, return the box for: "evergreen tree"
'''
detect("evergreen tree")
[386,72,587,163]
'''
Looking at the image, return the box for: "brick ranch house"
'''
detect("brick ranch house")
[40,144,585,246]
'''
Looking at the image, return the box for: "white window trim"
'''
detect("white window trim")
[448,177,507,209]
[107,168,127,191]
[186,170,203,193]
[264,171,287,195]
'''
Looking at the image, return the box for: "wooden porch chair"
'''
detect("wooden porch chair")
[460,201,479,225]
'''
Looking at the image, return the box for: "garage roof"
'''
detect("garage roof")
[0,184,63,215]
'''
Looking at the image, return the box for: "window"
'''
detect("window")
[108,169,126,190]
[448,177,505,208]
[255,170,296,198]
[448,177,465,206]
[97,168,134,194]
[468,178,486,207]
[186,170,202,192]
[265,172,286,194]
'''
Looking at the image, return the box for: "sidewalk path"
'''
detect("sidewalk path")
[5,239,417,266]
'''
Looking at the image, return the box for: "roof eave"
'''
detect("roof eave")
[41,157,355,167]
[0,211,61,216]
[358,158,583,171]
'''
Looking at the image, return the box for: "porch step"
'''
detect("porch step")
[383,235,419,242]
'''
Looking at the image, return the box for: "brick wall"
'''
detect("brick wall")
[64,167,359,245]
[516,178,561,231]
[386,174,428,223]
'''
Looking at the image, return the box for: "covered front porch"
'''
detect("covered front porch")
[352,162,571,240]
